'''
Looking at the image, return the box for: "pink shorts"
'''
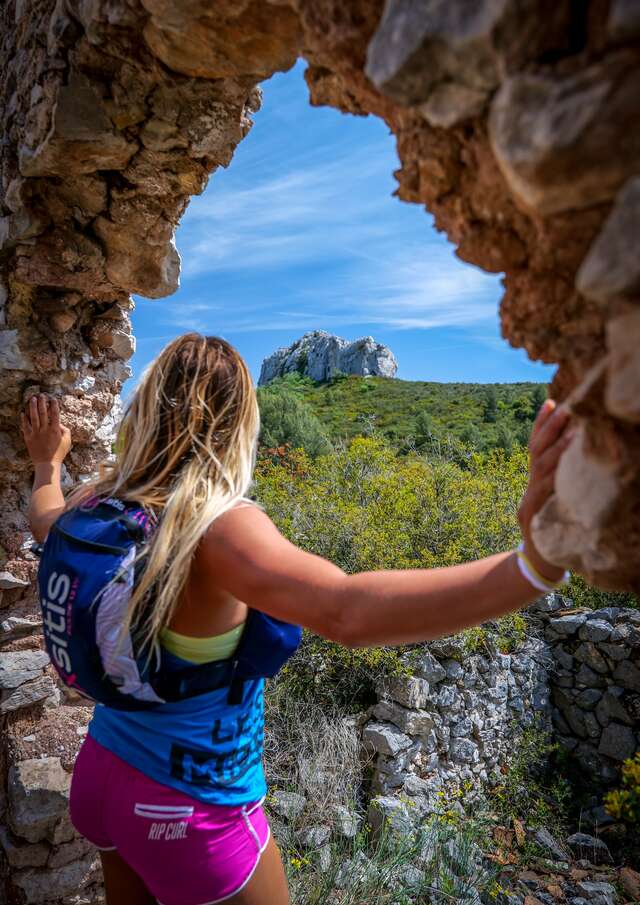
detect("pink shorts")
[70,735,271,905]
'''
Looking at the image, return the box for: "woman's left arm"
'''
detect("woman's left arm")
[21,395,71,542]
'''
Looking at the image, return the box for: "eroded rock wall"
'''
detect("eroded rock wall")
[1,1,638,604]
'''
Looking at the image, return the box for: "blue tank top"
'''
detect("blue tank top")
[89,676,266,806]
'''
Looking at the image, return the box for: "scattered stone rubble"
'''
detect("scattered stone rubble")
[258,331,398,385]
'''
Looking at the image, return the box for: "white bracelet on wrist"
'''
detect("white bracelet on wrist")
[516,542,570,593]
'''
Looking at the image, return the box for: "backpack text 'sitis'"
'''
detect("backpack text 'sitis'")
[37,498,302,711]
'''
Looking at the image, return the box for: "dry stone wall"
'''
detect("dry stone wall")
[362,595,640,842]
[546,604,640,790]
[364,630,551,833]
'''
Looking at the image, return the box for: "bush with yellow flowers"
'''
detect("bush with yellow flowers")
[255,436,635,707]
[604,752,640,824]
[255,438,530,707]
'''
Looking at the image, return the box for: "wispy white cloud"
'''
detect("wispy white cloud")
[179,151,397,278]
[145,61,502,338]
[172,147,501,334]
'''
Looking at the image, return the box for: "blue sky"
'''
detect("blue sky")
[129,61,553,388]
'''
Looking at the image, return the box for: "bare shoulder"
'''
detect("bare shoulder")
[206,500,277,542]
[201,501,284,569]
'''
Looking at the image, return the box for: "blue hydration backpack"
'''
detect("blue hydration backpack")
[37,497,302,711]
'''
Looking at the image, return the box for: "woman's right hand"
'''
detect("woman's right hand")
[518,399,573,582]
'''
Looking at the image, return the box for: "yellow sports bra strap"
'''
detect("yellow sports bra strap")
[160,623,245,665]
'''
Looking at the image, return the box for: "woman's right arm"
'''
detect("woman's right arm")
[203,401,571,648]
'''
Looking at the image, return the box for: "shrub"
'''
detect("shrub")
[489,723,571,838]
[483,387,498,423]
[279,632,409,710]
[258,385,331,457]
[567,572,637,610]
[255,438,531,707]
[604,752,640,824]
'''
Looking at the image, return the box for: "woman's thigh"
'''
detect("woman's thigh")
[100,838,289,905]
[226,836,290,905]
[100,850,156,905]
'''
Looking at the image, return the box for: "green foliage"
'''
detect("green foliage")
[279,632,409,710]
[256,438,528,574]
[511,395,535,423]
[483,387,499,423]
[567,572,638,610]
[460,423,485,451]
[413,410,434,441]
[257,384,331,457]
[531,384,548,410]
[489,724,571,839]
[255,438,530,707]
[604,752,640,824]
[463,614,528,655]
[495,423,515,454]
[277,374,546,454]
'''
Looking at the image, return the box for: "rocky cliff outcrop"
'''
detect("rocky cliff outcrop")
[258,331,398,385]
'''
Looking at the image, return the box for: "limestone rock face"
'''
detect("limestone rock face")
[258,331,398,385]
[366,0,571,124]
[19,72,138,178]
[8,758,71,844]
[576,177,640,303]
[489,54,640,215]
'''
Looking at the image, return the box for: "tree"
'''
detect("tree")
[494,423,515,453]
[483,387,498,423]
[414,410,435,446]
[460,423,484,451]
[531,384,548,412]
[257,386,331,457]
[511,395,534,422]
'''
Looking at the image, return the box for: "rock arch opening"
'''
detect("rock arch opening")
[2,1,638,604]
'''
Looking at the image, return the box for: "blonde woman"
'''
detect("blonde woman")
[23,333,571,905]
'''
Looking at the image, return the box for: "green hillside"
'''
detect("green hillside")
[259,373,547,452]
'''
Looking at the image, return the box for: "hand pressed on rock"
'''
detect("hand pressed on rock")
[21,394,72,465]
[518,398,573,583]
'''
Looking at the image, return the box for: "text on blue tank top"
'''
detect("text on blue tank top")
[89,677,266,806]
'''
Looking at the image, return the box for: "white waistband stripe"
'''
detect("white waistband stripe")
[134,804,194,820]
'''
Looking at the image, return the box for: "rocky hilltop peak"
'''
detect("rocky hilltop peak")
[258,331,398,385]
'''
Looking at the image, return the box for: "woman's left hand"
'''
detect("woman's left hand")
[21,395,72,465]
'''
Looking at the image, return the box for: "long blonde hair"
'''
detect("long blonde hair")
[68,333,259,651]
